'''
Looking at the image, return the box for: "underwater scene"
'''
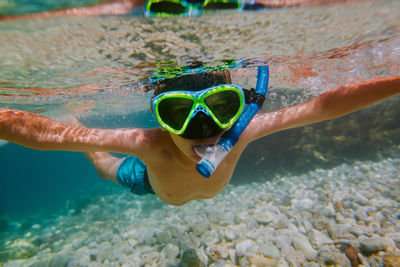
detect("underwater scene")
[0,0,400,266]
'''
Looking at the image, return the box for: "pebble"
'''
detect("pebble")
[88,241,98,249]
[292,234,317,261]
[209,260,235,267]
[259,241,280,259]
[235,239,258,257]
[249,257,276,267]
[141,251,166,266]
[317,247,351,267]
[206,243,229,260]
[274,215,289,229]
[223,228,237,241]
[162,243,179,260]
[302,263,319,267]
[358,236,394,254]
[192,222,210,237]
[344,246,361,266]
[292,199,314,211]
[154,228,172,243]
[310,229,333,249]
[202,230,220,246]
[385,233,400,243]
[255,215,274,226]
[383,252,400,267]
[282,247,306,266]
[320,203,336,218]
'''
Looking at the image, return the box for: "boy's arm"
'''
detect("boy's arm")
[244,75,400,142]
[0,108,151,156]
[0,0,140,21]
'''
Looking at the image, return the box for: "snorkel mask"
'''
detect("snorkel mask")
[151,81,266,139]
[145,0,243,16]
[152,84,245,139]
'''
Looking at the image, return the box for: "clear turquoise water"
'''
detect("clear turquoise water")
[0,0,400,264]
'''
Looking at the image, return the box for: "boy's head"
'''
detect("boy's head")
[150,71,242,140]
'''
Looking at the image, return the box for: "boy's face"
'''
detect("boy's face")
[150,71,238,160]
[169,131,225,162]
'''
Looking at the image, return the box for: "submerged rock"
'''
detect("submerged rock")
[235,239,258,257]
[259,241,280,259]
[317,247,351,267]
[162,243,180,261]
[292,234,317,261]
[249,257,277,267]
[4,239,37,261]
[181,248,206,267]
[383,252,400,267]
[206,243,229,261]
[358,236,394,255]
[344,246,361,267]
[310,229,333,249]
[49,253,73,267]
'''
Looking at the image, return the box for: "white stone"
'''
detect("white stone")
[71,239,81,249]
[310,229,332,249]
[274,215,289,229]
[202,230,220,247]
[162,243,179,260]
[320,203,336,218]
[260,241,280,259]
[292,199,314,210]
[192,221,209,237]
[223,228,237,241]
[88,241,98,249]
[292,234,317,261]
[235,239,258,257]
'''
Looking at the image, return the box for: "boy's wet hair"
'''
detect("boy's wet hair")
[150,70,231,96]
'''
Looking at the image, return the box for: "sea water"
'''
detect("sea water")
[0,0,400,265]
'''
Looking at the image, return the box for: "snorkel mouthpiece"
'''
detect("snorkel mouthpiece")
[196,65,269,178]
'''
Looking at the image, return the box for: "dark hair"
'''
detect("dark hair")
[149,70,231,96]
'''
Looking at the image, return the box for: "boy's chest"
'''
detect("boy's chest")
[147,156,238,205]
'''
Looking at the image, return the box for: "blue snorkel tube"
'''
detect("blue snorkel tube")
[196,65,269,178]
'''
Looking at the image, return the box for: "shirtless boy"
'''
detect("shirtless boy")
[0,70,399,206]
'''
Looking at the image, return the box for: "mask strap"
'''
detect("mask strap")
[243,88,266,108]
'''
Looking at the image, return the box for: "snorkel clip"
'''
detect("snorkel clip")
[245,88,266,108]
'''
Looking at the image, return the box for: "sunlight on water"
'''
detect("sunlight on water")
[0,0,399,118]
[0,0,400,265]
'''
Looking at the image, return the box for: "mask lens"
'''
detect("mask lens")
[204,90,241,124]
[158,97,193,131]
[149,1,187,13]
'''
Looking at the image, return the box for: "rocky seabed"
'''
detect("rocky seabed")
[2,157,400,266]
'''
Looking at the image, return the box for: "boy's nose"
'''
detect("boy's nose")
[180,112,223,139]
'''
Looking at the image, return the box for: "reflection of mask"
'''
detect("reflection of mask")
[179,112,224,139]
[145,0,243,17]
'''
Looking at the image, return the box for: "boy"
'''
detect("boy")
[0,71,399,206]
